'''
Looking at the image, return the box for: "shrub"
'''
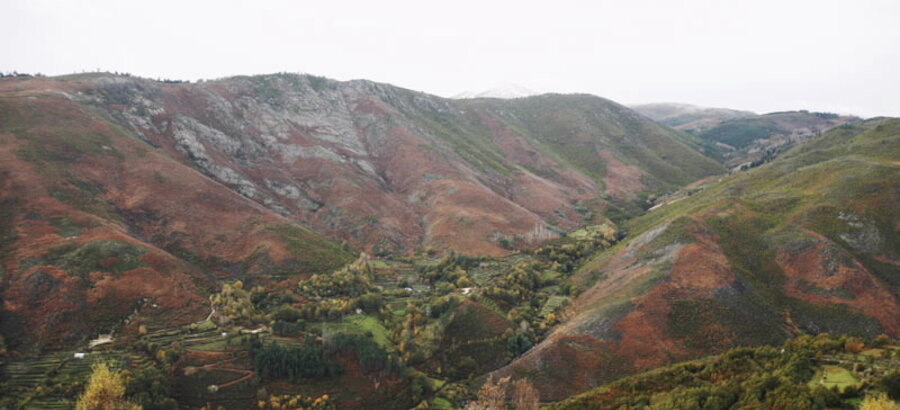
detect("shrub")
[880,371,900,401]
[272,320,305,337]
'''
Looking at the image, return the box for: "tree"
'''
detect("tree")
[465,376,539,409]
[880,371,900,401]
[860,393,900,410]
[466,376,509,409]
[512,379,539,410]
[76,362,142,410]
[126,366,177,410]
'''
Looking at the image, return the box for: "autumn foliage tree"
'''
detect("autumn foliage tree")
[466,376,509,409]
[466,376,540,410]
[860,393,900,410]
[76,362,141,410]
[512,379,540,410]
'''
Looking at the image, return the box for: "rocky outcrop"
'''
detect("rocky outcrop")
[65,73,723,255]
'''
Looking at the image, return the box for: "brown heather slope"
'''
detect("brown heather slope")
[495,118,900,401]
[0,79,354,350]
[20,73,721,256]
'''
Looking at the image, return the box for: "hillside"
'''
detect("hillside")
[2,73,721,258]
[551,334,900,409]
[697,110,859,169]
[631,103,756,134]
[495,118,900,401]
[0,77,357,350]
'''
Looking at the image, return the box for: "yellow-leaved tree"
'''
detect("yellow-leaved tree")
[860,393,900,410]
[76,362,141,410]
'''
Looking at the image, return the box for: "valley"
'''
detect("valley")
[0,73,897,409]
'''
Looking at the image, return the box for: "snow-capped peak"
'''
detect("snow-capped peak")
[452,83,538,99]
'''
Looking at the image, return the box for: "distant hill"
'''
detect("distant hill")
[634,103,860,169]
[697,110,859,169]
[496,117,900,401]
[631,102,756,133]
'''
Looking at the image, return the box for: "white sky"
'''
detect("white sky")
[2,0,899,117]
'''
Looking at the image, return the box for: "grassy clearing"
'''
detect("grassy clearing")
[808,365,860,392]
[29,240,146,279]
[316,314,393,349]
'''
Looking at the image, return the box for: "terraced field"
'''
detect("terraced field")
[0,349,146,409]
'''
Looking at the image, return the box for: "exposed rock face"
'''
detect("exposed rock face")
[0,76,355,349]
[73,73,722,256]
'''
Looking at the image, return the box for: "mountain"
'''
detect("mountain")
[631,102,756,133]
[494,117,900,401]
[452,83,538,99]
[0,73,721,349]
[0,77,356,350]
[8,73,722,257]
[695,110,860,169]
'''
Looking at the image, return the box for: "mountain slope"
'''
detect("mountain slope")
[495,118,900,400]
[42,73,722,256]
[0,77,355,350]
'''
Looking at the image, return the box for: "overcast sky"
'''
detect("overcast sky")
[3,0,899,117]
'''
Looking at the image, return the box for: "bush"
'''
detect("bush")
[880,371,900,401]
[126,366,178,410]
[272,320,305,337]
[273,305,304,322]
[355,293,385,314]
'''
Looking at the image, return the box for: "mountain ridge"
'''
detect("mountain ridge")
[51,72,722,255]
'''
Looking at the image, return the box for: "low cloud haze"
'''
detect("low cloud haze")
[2,0,899,116]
